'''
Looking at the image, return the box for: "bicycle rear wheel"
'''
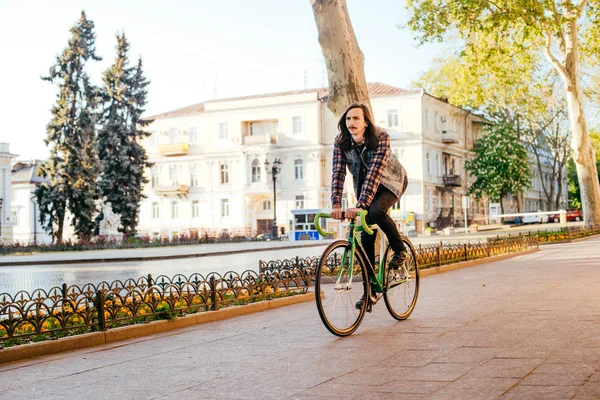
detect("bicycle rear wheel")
[315,240,369,336]
[383,237,419,320]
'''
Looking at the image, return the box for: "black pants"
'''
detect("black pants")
[361,186,406,267]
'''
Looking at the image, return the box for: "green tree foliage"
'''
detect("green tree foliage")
[97,33,152,235]
[406,0,600,226]
[36,11,101,242]
[464,123,531,212]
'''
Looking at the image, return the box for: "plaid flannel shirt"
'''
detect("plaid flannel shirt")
[331,131,391,209]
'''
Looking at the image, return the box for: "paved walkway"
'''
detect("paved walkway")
[1,237,599,399]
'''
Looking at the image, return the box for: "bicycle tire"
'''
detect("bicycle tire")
[382,237,419,320]
[315,239,369,336]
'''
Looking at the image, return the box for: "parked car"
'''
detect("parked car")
[521,211,549,224]
[548,209,583,223]
[255,233,280,241]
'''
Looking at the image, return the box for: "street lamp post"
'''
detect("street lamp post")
[264,158,282,238]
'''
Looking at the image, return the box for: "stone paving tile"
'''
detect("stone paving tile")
[431,346,503,364]
[385,349,453,367]
[532,362,597,379]
[500,384,579,399]
[373,379,449,394]
[494,348,552,360]
[574,382,600,397]
[293,382,374,399]
[520,373,587,386]
[465,357,546,379]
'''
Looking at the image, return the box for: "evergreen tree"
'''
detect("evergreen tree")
[36,11,101,242]
[464,123,531,214]
[98,33,152,235]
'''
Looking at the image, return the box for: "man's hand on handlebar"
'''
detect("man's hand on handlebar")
[331,207,344,220]
[346,207,364,220]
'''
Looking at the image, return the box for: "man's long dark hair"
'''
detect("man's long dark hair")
[335,102,381,151]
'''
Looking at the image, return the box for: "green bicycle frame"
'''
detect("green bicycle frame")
[315,211,386,293]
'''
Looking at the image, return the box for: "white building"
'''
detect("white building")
[10,160,52,244]
[138,83,487,237]
[0,142,17,240]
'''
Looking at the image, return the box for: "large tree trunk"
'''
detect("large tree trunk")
[545,23,600,227]
[310,0,371,119]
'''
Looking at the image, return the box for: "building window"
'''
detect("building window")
[435,154,440,177]
[190,166,199,187]
[169,165,179,186]
[152,202,160,219]
[251,159,261,183]
[427,191,432,211]
[263,200,271,211]
[292,116,303,134]
[425,110,429,128]
[11,210,18,226]
[168,128,178,144]
[150,130,159,146]
[434,112,439,131]
[171,201,179,218]
[294,159,304,180]
[250,121,278,136]
[151,167,159,187]
[219,123,229,139]
[426,152,431,175]
[295,195,305,209]
[189,127,198,144]
[387,109,399,127]
[221,199,230,217]
[220,163,229,184]
[191,200,199,218]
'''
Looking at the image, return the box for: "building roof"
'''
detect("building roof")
[145,82,420,121]
[11,160,47,185]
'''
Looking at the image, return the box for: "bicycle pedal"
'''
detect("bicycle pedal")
[366,302,373,313]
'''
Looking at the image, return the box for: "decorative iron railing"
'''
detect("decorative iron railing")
[416,235,538,269]
[259,235,539,273]
[0,268,313,348]
[525,226,600,243]
[3,228,598,349]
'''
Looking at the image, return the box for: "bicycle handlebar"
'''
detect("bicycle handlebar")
[314,210,374,237]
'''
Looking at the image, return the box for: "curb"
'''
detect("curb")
[0,293,315,365]
[0,241,331,267]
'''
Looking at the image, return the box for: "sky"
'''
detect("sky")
[0,0,447,161]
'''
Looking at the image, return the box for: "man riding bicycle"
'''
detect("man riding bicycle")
[330,102,409,307]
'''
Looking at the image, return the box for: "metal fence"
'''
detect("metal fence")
[3,227,599,348]
[525,226,600,243]
[259,235,539,273]
[416,235,538,269]
[0,268,312,348]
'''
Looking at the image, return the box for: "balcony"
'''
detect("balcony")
[443,174,462,187]
[242,133,279,146]
[156,143,189,156]
[154,184,190,197]
[442,130,459,144]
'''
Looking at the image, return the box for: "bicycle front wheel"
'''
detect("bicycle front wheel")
[315,240,369,336]
[383,237,419,320]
